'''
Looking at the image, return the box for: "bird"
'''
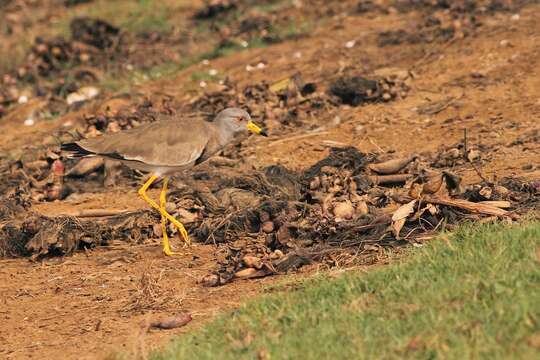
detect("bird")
[61,108,267,256]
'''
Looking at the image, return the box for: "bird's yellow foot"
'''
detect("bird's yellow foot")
[160,181,184,256]
[139,175,192,257]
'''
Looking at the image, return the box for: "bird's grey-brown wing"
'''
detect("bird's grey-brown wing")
[77,119,211,167]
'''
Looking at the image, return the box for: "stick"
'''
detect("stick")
[369,174,413,185]
[57,209,137,218]
[462,128,491,184]
[395,195,511,218]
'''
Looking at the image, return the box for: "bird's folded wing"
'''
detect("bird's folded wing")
[77,120,210,167]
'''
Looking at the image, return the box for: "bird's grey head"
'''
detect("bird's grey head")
[214,108,267,137]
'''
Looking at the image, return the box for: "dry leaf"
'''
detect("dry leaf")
[391,200,417,239]
[392,200,417,221]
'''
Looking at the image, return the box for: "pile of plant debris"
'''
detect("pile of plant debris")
[161,146,538,286]
[374,0,533,46]
[329,68,411,106]
[3,144,538,286]
[0,17,123,117]
[0,196,158,258]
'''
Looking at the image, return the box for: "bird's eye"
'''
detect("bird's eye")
[236,116,244,122]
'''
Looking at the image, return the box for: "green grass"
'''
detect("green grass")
[56,0,188,35]
[154,223,540,359]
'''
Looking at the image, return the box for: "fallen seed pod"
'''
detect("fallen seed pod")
[369,156,416,175]
[356,201,369,215]
[261,221,275,233]
[234,268,269,279]
[442,171,462,194]
[333,201,354,220]
[164,201,176,213]
[147,314,192,330]
[259,211,271,222]
[446,148,461,159]
[368,174,413,185]
[478,200,511,209]
[276,225,291,244]
[479,187,493,200]
[242,255,263,269]
[422,174,444,195]
[66,157,104,176]
[200,274,220,287]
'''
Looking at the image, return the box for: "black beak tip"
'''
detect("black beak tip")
[260,130,268,137]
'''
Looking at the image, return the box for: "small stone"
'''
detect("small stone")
[259,211,271,222]
[309,177,321,190]
[79,53,91,62]
[467,149,480,162]
[354,125,364,133]
[493,185,510,197]
[446,148,461,159]
[165,202,176,213]
[153,223,163,237]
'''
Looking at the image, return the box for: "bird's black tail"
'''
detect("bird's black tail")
[60,142,95,158]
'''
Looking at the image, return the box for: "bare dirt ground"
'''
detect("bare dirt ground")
[1,0,540,359]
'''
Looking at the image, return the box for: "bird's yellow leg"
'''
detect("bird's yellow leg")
[159,177,175,256]
[138,175,191,256]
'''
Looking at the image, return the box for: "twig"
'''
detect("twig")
[469,160,490,184]
[463,128,468,159]
[411,37,457,70]
[367,136,384,153]
[266,131,330,147]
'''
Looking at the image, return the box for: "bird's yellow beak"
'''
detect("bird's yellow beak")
[247,120,268,136]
